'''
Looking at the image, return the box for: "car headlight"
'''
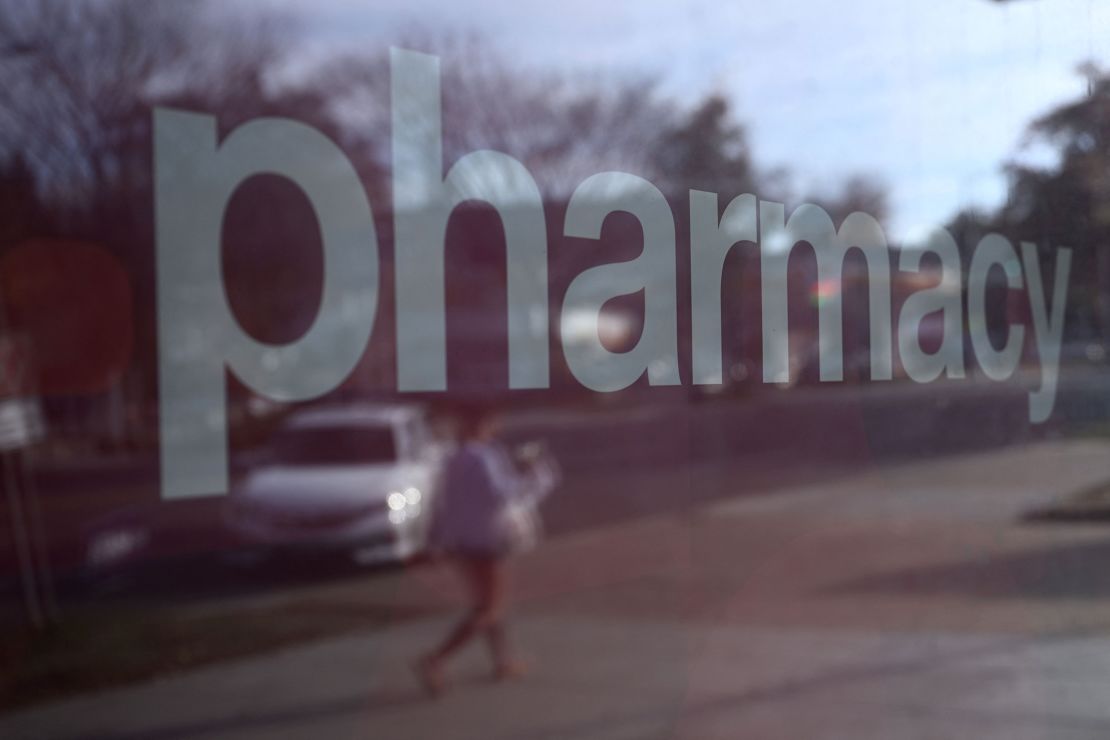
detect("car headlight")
[386,488,424,524]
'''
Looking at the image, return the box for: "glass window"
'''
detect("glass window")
[5,0,1110,737]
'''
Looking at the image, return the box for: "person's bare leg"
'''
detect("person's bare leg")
[418,558,486,696]
[481,558,528,680]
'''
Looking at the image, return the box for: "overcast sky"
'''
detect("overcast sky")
[270,0,1109,243]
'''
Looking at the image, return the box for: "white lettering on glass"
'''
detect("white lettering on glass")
[155,110,380,500]
[152,48,1076,500]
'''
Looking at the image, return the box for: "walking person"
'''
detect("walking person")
[416,405,557,697]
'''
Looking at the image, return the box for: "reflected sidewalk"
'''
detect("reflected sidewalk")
[7,439,1110,739]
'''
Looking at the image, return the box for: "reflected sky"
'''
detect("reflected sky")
[270,0,1109,242]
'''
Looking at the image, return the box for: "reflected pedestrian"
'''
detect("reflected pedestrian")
[415,404,557,697]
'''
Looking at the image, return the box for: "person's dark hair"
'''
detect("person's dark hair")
[455,402,495,441]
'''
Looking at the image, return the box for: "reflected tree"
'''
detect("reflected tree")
[653,94,758,200]
[948,62,1110,345]
[305,32,679,204]
[0,0,327,434]
[0,0,297,215]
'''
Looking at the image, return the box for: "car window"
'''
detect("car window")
[273,425,398,465]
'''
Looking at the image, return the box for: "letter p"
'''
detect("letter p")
[154,109,379,500]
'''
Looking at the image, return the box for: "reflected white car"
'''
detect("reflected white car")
[225,403,445,565]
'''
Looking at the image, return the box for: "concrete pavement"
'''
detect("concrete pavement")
[6,439,1110,739]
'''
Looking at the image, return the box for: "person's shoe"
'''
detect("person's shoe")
[414,656,446,698]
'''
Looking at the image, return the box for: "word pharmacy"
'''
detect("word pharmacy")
[155,48,1072,499]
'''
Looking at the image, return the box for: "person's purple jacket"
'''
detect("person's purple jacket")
[429,441,555,556]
